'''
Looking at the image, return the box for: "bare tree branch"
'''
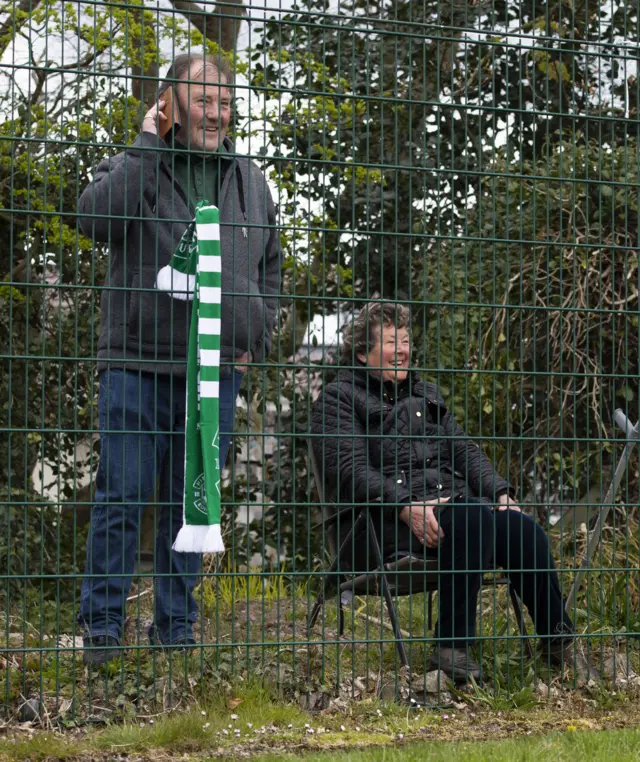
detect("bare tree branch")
[0,0,44,59]
[59,48,101,71]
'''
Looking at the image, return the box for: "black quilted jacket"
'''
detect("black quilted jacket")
[311,366,509,513]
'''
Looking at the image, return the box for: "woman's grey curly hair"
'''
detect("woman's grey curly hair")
[340,302,411,364]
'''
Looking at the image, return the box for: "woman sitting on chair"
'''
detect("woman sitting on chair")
[310,301,596,683]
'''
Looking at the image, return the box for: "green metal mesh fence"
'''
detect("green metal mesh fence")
[1,0,639,721]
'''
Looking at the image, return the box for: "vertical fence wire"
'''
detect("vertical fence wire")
[0,0,638,720]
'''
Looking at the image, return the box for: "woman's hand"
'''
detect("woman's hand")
[399,498,449,547]
[495,494,522,512]
[142,99,168,136]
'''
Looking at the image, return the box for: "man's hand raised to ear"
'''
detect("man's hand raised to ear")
[142,99,168,136]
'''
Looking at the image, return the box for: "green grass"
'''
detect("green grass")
[252,728,640,762]
[2,692,640,762]
[92,682,310,754]
[0,683,311,761]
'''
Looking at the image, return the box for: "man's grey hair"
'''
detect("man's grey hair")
[340,302,411,364]
[158,53,234,97]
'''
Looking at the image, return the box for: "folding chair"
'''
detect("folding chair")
[307,441,532,667]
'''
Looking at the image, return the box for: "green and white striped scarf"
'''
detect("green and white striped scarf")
[156,203,225,553]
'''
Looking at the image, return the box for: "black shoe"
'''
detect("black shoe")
[148,629,196,654]
[83,635,122,666]
[430,647,481,683]
[162,637,196,654]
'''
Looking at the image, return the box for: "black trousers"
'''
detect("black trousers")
[350,496,574,649]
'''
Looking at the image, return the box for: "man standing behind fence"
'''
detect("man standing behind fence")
[77,53,281,664]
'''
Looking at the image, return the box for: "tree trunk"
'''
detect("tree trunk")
[126,2,160,107]
[168,0,245,52]
[132,60,160,108]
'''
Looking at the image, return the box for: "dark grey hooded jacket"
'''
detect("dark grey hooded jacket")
[78,132,281,376]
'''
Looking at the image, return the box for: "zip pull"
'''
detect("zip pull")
[242,212,248,238]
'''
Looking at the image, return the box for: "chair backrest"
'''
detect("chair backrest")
[308,439,339,557]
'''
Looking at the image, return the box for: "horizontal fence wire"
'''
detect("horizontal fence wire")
[0,0,639,722]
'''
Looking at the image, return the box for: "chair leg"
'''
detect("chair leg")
[338,595,345,637]
[309,512,367,633]
[508,582,534,659]
[309,599,323,632]
[366,518,409,668]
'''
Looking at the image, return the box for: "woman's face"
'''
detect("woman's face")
[359,324,411,383]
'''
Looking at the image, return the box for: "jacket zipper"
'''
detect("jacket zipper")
[233,163,248,238]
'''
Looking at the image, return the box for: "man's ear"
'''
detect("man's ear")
[356,352,367,365]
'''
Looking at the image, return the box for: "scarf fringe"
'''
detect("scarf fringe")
[156,264,196,301]
[173,523,225,554]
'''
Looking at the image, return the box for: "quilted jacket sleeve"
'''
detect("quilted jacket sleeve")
[311,382,412,509]
[440,405,509,500]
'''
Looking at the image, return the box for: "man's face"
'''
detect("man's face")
[360,324,411,384]
[175,64,231,152]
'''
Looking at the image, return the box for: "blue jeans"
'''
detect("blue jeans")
[79,368,243,644]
